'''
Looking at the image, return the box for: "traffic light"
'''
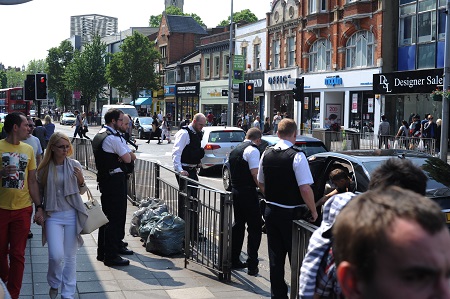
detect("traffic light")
[35,73,47,100]
[245,82,254,102]
[24,74,35,101]
[293,77,304,101]
[238,82,245,101]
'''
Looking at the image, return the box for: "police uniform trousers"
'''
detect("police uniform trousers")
[265,203,305,299]
[176,166,200,242]
[231,186,261,270]
[97,172,127,260]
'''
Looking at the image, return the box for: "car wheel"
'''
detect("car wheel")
[139,129,144,139]
[222,165,232,191]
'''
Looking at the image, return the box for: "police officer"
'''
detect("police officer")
[257,118,318,299]
[172,113,206,241]
[229,127,262,276]
[92,108,135,267]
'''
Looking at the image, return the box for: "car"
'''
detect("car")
[307,149,450,227]
[222,134,328,191]
[133,117,161,140]
[29,110,36,117]
[60,112,76,125]
[198,126,246,175]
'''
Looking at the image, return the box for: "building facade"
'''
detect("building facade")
[70,14,118,45]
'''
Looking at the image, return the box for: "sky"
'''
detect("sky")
[0,0,272,68]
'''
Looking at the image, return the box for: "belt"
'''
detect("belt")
[182,165,197,171]
[182,163,198,168]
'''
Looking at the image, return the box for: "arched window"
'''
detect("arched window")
[309,39,331,72]
[345,30,375,68]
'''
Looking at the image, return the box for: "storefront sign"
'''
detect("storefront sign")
[176,83,199,96]
[268,74,291,85]
[164,85,175,96]
[352,93,358,113]
[373,69,443,94]
[368,98,374,113]
[324,76,343,87]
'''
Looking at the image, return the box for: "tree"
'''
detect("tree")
[46,40,74,111]
[65,35,107,113]
[218,9,258,26]
[0,71,6,89]
[106,31,160,101]
[148,6,205,27]
[5,68,25,88]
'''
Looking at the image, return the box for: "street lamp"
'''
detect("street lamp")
[227,0,234,126]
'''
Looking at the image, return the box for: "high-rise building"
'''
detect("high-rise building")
[70,14,118,45]
[165,0,183,11]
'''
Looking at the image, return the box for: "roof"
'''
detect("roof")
[165,14,208,35]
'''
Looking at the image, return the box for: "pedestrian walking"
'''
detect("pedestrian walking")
[378,115,390,149]
[0,112,44,299]
[71,111,83,139]
[80,112,90,140]
[92,108,135,267]
[44,115,55,149]
[258,118,318,299]
[272,112,282,134]
[36,132,88,299]
[229,127,263,276]
[161,116,171,144]
[33,118,47,150]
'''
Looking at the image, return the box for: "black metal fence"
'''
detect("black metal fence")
[71,138,233,281]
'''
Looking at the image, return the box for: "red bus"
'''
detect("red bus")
[0,87,32,115]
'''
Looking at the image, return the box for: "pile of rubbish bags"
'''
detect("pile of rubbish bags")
[129,197,185,256]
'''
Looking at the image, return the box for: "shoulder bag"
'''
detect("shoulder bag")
[81,188,109,234]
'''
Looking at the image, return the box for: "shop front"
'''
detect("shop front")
[164,85,176,122]
[373,68,444,135]
[200,80,228,125]
[303,68,380,133]
[175,82,200,126]
[233,71,265,126]
[264,67,299,125]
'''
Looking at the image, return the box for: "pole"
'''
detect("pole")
[227,0,234,126]
[441,0,450,162]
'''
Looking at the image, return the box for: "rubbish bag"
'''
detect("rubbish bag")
[138,215,162,242]
[140,203,168,224]
[139,197,165,208]
[129,207,148,237]
[146,213,185,256]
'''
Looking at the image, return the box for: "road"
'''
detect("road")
[55,122,292,290]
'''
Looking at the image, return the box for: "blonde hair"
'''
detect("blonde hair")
[44,115,53,125]
[37,132,73,186]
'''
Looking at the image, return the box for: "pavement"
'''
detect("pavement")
[21,169,272,299]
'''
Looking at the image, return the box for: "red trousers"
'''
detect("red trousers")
[0,206,32,299]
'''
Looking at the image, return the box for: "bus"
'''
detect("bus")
[0,87,32,115]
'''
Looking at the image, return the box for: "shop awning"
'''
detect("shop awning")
[130,97,152,106]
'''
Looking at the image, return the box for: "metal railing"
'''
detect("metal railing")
[290,220,319,299]
[71,138,233,281]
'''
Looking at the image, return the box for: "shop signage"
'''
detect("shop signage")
[268,74,291,85]
[164,85,175,96]
[373,69,443,94]
[324,76,343,87]
[176,83,199,96]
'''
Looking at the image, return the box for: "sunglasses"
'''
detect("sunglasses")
[55,145,70,150]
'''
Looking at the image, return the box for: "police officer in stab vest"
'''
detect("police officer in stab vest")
[258,118,318,299]
[92,108,135,267]
[229,127,263,276]
[172,113,206,241]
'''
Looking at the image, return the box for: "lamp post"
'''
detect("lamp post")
[441,0,450,161]
[227,0,234,126]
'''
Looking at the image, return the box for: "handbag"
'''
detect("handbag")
[81,188,109,234]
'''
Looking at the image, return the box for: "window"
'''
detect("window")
[273,40,280,68]
[160,46,167,58]
[204,56,210,78]
[165,70,176,84]
[399,3,416,45]
[194,66,200,81]
[309,0,327,13]
[241,46,247,67]
[213,55,220,77]
[184,67,190,82]
[309,39,331,72]
[438,9,446,40]
[254,44,261,69]
[417,43,436,69]
[288,37,296,66]
[223,53,230,76]
[345,31,375,68]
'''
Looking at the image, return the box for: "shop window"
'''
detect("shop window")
[345,30,375,69]
[309,38,331,72]
[273,40,280,69]
[417,43,436,69]
[204,56,210,78]
[288,37,296,67]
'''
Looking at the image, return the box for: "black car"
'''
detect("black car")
[133,117,161,140]
[222,135,328,191]
[307,149,450,227]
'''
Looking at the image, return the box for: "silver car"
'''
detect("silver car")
[198,126,246,175]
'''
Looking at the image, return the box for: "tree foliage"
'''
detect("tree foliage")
[148,6,205,27]
[4,68,25,88]
[46,40,74,110]
[106,31,160,101]
[218,9,258,26]
[0,71,6,89]
[65,35,107,113]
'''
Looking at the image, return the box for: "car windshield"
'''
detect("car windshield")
[139,118,153,125]
[294,142,328,156]
[363,157,450,193]
[208,131,246,143]
[64,113,75,117]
